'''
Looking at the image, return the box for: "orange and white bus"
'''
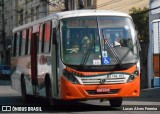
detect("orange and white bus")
[11,10,140,107]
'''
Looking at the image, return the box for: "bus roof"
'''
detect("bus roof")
[57,9,131,19]
[12,10,131,33]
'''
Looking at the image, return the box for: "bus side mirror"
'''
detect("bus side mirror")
[136,31,141,51]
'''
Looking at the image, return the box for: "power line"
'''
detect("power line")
[97,0,122,8]
[110,0,145,11]
[97,0,144,10]
[117,3,148,13]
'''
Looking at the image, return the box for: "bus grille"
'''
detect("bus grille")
[76,75,129,85]
[81,78,125,84]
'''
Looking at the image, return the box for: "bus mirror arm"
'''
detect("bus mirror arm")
[52,19,59,28]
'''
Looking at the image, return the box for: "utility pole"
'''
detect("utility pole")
[73,0,76,10]
[0,0,6,64]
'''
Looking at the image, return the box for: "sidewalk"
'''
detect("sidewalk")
[0,79,11,86]
[122,87,160,106]
[140,87,160,101]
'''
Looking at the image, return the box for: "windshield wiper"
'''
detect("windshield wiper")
[102,31,122,66]
[80,39,95,67]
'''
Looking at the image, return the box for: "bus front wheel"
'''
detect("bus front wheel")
[109,98,123,107]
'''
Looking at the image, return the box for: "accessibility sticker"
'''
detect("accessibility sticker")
[102,57,110,64]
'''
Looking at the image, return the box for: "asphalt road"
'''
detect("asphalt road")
[0,80,160,114]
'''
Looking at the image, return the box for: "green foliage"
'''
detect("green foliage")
[129,7,149,88]
[129,7,149,43]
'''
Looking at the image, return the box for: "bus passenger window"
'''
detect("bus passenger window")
[44,21,51,53]
[21,30,26,56]
[19,31,22,56]
[15,32,20,56]
[35,33,39,53]
[28,28,32,55]
[25,29,29,55]
[12,33,17,56]
[39,24,44,53]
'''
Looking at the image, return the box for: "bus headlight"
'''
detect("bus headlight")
[63,70,79,84]
[127,69,139,82]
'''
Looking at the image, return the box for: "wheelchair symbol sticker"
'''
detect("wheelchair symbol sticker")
[103,57,110,64]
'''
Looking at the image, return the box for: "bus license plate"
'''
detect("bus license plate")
[97,88,110,93]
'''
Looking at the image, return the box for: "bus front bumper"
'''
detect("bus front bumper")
[60,76,140,100]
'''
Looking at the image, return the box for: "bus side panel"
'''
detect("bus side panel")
[37,21,53,97]
[10,56,33,94]
[10,57,20,92]
[37,54,52,97]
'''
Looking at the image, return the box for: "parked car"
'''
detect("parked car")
[0,65,11,79]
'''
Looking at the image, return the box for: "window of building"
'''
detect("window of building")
[36,6,39,20]
[78,0,84,9]
[25,11,28,24]
[87,0,93,7]
[31,8,34,21]
[70,0,75,10]
[19,9,23,25]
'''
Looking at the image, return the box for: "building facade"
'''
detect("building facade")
[65,0,149,13]
[148,0,160,88]
[0,0,12,64]
[0,0,58,64]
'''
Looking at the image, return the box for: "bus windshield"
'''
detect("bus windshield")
[60,16,139,66]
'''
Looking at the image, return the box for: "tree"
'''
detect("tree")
[129,7,149,43]
[129,7,149,88]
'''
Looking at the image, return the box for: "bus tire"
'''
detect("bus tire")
[109,97,123,107]
[45,76,54,105]
[21,76,29,103]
